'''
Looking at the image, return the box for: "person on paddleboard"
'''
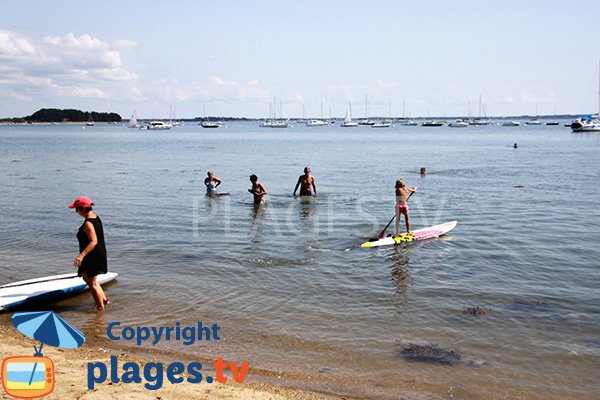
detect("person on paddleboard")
[394,179,417,236]
[293,166,317,196]
[204,170,223,195]
[68,196,110,311]
[249,174,267,204]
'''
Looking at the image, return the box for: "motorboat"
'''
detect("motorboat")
[502,121,521,127]
[571,61,600,132]
[421,120,445,127]
[449,119,468,128]
[571,115,600,132]
[306,119,328,126]
[145,121,172,130]
[371,120,392,128]
[200,120,221,128]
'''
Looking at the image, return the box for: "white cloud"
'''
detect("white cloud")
[0,29,141,113]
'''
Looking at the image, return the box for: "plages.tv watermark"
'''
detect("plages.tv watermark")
[87,321,249,390]
[192,194,448,239]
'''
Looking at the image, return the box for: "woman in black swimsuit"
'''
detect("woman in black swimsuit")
[68,196,109,311]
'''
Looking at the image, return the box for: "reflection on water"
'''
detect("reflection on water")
[1,123,599,400]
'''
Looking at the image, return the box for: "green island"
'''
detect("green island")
[0,108,122,123]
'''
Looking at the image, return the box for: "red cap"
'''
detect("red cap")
[67,196,94,209]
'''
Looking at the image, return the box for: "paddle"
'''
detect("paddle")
[371,190,416,241]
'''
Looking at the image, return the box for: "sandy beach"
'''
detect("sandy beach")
[0,325,337,400]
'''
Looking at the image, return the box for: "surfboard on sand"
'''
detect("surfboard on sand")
[361,221,457,248]
[0,272,118,311]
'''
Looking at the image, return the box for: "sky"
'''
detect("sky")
[1,0,600,119]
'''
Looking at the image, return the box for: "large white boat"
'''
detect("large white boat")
[341,102,358,127]
[571,115,600,132]
[571,61,600,132]
[145,121,172,130]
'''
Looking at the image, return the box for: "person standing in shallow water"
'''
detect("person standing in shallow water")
[248,174,267,204]
[204,170,223,195]
[293,166,317,196]
[68,196,109,311]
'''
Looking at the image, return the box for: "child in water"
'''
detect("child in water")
[248,174,267,204]
[395,179,417,236]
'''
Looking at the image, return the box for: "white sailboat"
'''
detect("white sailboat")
[358,95,375,125]
[372,102,393,128]
[571,61,600,132]
[469,95,493,125]
[200,105,222,128]
[341,102,358,127]
[127,110,139,128]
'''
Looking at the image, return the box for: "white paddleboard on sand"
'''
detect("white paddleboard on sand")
[0,272,118,311]
[361,221,457,248]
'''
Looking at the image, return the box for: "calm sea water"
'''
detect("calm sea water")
[0,122,598,399]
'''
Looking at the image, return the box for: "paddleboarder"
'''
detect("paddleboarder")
[293,166,317,196]
[394,179,417,236]
[204,170,223,195]
[68,196,109,311]
[249,174,267,204]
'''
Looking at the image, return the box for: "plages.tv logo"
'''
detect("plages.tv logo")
[1,311,85,399]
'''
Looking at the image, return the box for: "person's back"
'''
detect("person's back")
[394,179,417,236]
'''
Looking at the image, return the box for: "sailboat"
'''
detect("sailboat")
[469,95,492,125]
[358,95,375,125]
[372,102,393,128]
[200,105,221,128]
[86,113,94,126]
[571,61,600,132]
[127,110,139,128]
[341,102,358,127]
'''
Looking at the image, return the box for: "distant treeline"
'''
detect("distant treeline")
[5,108,123,123]
[27,108,122,123]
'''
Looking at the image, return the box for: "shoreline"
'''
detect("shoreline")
[0,324,345,400]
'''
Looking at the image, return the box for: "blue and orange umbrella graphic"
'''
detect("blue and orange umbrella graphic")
[2,311,86,398]
[12,311,86,355]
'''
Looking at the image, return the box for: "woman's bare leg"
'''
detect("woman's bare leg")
[83,273,107,310]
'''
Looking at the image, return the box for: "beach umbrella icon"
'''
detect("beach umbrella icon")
[11,311,86,385]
